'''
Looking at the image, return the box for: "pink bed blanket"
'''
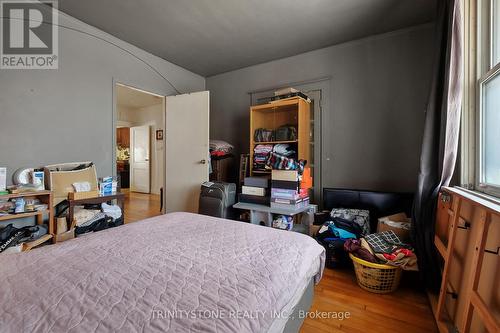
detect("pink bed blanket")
[0,212,325,333]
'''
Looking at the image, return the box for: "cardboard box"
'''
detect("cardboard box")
[242,186,266,196]
[377,213,412,242]
[244,177,270,188]
[68,190,100,200]
[309,224,322,237]
[54,229,75,243]
[271,170,298,181]
[271,180,299,191]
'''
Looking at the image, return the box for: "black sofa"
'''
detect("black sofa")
[322,188,414,233]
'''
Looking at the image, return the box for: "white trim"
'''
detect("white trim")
[463,0,500,198]
[461,0,477,189]
[448,186,500,213]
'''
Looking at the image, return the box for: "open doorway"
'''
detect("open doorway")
[115,83,165,223]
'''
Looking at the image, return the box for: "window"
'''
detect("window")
[479,73,500,194]
[467,0,500,197]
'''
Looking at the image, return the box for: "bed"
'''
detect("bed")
[0,212,325,333]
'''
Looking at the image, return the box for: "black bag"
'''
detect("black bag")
[199,182,236,219]
[315,219,359,268]
[0,224,48,253]
[75,216,113,235]
[321,239,351,268]
[254,128,274,142]
[275,125,297,141]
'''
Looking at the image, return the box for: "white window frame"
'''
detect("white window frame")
[477,66,500,197]
[462,0,500,198]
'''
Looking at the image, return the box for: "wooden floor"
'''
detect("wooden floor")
[123,196,437,333]
[300,268,437,333]
[122,189,161,224]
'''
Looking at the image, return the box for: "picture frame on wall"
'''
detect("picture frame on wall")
[156,129,164,140]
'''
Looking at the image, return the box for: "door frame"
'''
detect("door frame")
[112,79,167,213]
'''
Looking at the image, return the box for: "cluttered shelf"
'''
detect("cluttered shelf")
[0,209,48,222]
[0,190,51,200]
[0,162,125,254]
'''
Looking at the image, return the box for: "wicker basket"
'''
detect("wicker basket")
[349,253,402,294]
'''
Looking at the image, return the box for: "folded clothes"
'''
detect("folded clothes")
[266,152,306,172]
[254,144,273,153]
[273,144,296,157]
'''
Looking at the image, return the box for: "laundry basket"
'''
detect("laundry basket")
[349,253,402,294]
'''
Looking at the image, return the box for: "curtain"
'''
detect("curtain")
[412,0,463,291]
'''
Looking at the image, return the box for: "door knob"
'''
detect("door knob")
[200,159,206,164]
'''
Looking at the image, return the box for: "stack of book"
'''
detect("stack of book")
[271,170,309,210]
[239,177,270,205]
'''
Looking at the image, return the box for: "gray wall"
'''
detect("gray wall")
[207,24,435,193]
[0,10,205,185]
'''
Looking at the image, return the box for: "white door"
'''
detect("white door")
[165,91,209,213]
[130,125,151,193]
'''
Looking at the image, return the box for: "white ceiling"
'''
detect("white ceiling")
[59,0,436,76]
[116,84,163,109]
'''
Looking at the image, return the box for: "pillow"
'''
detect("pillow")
[330,208,370,236]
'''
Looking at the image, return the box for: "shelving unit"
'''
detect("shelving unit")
[0,190,55,242]
[249,97,311,176]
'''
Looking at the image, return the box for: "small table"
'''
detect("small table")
[67,192,125,230]
[233,202,311,232]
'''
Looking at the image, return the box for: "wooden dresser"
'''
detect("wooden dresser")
[430,187,499,333]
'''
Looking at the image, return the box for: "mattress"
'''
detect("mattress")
[0,212,325,333]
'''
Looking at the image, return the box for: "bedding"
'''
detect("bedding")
[0,212,325,333]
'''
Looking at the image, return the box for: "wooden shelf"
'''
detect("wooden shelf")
[0,210,48,221]
[0,190,51,200]
[249,97,310,176]
[0,191,55,242]
[252,170,271,174]
[254,140,298,145]
[250,98,302,111]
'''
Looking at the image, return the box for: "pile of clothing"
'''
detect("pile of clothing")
[209,140,233,157]
[73,203,123,235]
[265,144,305,171]
[253,144,273,170]
[0,224,48,254]
[344,230,418,270]
[316,215,368,268]
[54,199,123,236]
